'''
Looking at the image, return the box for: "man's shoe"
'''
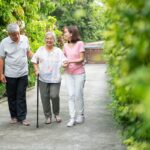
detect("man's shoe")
[67,119,75,127]
[21,119,30,126]
[75,115,85,124]
[45,117,52,124]
[10,118,18,124]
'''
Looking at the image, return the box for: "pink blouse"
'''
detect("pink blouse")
[64,41,85,75]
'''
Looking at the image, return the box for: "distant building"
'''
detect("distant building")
[84,41,105,64]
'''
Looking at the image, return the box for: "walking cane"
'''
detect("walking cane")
[36,74,39,128]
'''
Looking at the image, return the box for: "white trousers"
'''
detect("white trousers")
[66,73,86,119]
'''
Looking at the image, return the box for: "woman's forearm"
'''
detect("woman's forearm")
[33,63,39,76]
[68,52,85,63]
[68,58,84,63]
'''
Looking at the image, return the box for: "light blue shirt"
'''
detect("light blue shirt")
[31,46,66,83]
[0,35,30,77]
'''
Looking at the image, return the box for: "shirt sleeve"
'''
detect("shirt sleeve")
[0,41,6,58]
[31,49,39,64]
[27,38,30,51]
[24,36,30,51]
[78,41,85,53]
[63,43,67,56]
[61,51,67,62]
[58,48,67,65]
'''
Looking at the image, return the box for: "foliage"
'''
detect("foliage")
[0,0,75,96]
[0,83,5,98]
[104,0,150,149]
[0,0,104,98]
[51,0,106,42]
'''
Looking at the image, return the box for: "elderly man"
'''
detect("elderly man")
[0,23,33,126]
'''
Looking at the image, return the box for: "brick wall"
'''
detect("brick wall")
[85,48,105,64]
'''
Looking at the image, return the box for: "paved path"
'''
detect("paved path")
[0,64,125,150]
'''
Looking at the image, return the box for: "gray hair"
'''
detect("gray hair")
[45,31,57,42]
[7,23,20,33]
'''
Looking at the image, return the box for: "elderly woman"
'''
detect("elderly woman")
[31,32,66,124]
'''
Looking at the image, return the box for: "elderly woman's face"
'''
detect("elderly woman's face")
[45,35,54,47]
[9,31,20,42]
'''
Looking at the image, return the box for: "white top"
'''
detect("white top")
[0,35,30,77]
[31,46,66,83]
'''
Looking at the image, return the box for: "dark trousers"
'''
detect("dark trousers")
[6,75,28,121]
[39,81,61,118]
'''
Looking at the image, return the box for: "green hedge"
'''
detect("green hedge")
[104,0,150,149]
[0,0,66,97]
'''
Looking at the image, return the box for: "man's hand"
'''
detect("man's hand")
[27,50,34,59]
[0,74,6,83]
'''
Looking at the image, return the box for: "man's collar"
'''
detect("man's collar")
[8,37,14,43]
[8,35,23,43]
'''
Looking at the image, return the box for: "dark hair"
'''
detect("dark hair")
[67,25,81,43]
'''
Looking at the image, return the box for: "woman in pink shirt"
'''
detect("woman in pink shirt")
[63,25,86,127]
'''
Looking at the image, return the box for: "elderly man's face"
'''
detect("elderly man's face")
[9,32,20,42]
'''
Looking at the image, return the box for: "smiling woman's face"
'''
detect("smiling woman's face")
[45,34,55,47]
[63,27,72,42]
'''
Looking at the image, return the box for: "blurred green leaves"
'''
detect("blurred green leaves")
[104,0,150,149]
[0,0,75,92]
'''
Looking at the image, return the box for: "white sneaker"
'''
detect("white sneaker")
[67,119,75,127]
[75,115,84,124]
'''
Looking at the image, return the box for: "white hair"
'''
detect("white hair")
[7,23,20,33]
[45,31,57,42]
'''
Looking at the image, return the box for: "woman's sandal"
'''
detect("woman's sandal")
[45,117,52,124]
[55,115,62,123]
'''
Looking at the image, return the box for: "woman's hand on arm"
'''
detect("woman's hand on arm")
[62,60,69,68]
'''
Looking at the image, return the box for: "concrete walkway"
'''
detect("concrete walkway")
[0,64,125,150]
